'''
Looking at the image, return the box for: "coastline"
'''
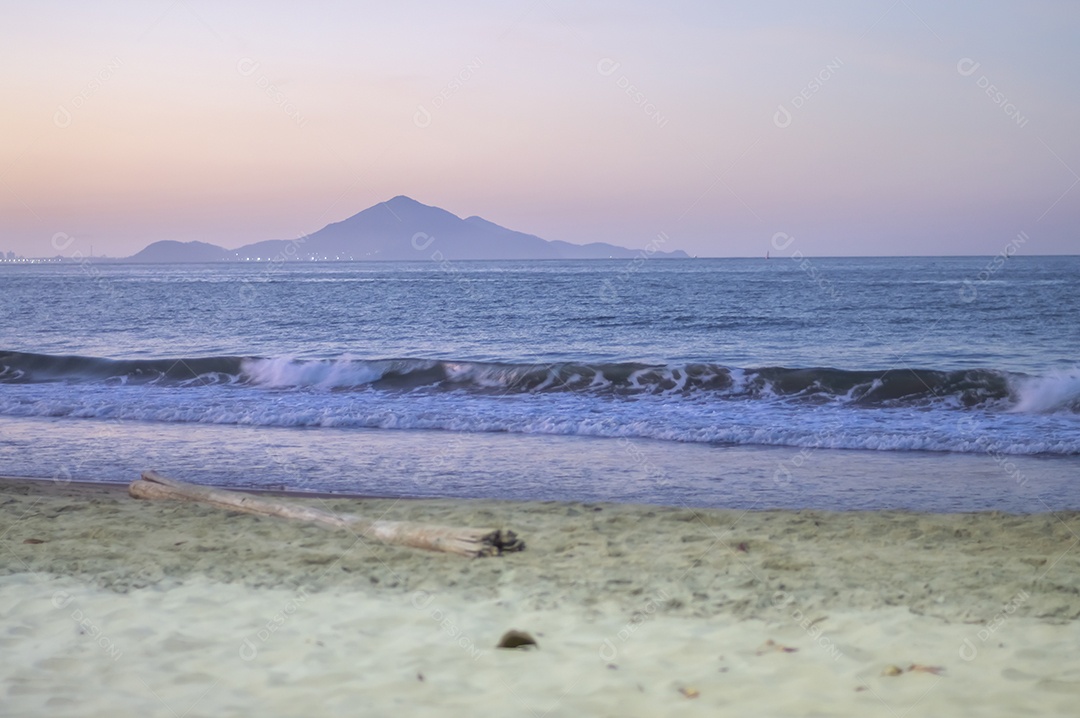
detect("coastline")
[3,476,1080,715]
[0,474,399,501]
[5,415,1079,513]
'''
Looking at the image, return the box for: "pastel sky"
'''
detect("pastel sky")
[2,0,1078,258]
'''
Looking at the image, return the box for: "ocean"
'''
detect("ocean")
[1,256,1078,512]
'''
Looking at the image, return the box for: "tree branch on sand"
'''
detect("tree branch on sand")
[129,471,524,558]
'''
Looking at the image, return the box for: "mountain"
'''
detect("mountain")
[127,240,228,262]
[126,196,689,262]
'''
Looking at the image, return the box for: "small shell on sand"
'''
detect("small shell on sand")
[756,639,798,655]
[496,630,538,649]
[882,663,945,677]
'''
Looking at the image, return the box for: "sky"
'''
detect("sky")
[1,0,1078,258]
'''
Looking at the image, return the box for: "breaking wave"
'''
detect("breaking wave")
[2,350,1077,413]
[2,350,1078,456]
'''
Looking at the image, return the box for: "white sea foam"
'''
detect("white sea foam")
[1011,370,1080,414]
[241,356,390,389]
[2,382,1077,456]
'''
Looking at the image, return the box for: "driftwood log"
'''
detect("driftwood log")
[129,471,524,558]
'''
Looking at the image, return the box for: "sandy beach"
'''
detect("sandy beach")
[2,476,1080,716]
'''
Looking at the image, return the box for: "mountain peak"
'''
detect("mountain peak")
[122,197,689,261]
[384,195,425,208]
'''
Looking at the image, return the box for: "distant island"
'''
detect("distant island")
[125,196,689,262]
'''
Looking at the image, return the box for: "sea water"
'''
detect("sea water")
[1,256,1077,512]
